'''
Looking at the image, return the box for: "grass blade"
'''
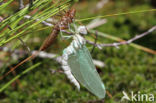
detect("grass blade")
[0,62,41,92]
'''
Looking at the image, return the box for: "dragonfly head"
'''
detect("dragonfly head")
[77,26,88,35]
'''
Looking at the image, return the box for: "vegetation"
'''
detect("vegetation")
[0,0,156,102]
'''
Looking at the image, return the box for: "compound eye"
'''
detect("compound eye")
[77,26,87,35]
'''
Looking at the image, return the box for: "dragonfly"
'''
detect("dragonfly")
[61,25,106,99]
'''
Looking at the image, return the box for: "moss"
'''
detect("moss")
[0,0,156,102]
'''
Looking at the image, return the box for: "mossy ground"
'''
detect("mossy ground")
[0,0,156,103]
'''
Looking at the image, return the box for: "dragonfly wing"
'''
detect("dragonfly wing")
[82,46,106,98]
[68,46,105,99]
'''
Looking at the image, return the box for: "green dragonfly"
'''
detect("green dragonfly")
[62,27,105,99]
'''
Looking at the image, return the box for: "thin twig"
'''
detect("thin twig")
[24,15,54,26]
[9,66,23,89]
[91,31,98,53]
[0,47,105,68]
[86,26,156,48]
[106,90,113,98]
[9,26,31,54]
[17,37,31,53]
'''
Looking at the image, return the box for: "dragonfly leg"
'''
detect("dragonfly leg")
[68,23,74,33]
[60,29,72,40]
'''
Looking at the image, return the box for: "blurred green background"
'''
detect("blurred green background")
[0,0,156,103]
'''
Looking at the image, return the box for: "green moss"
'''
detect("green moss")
[0,0,156,103]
